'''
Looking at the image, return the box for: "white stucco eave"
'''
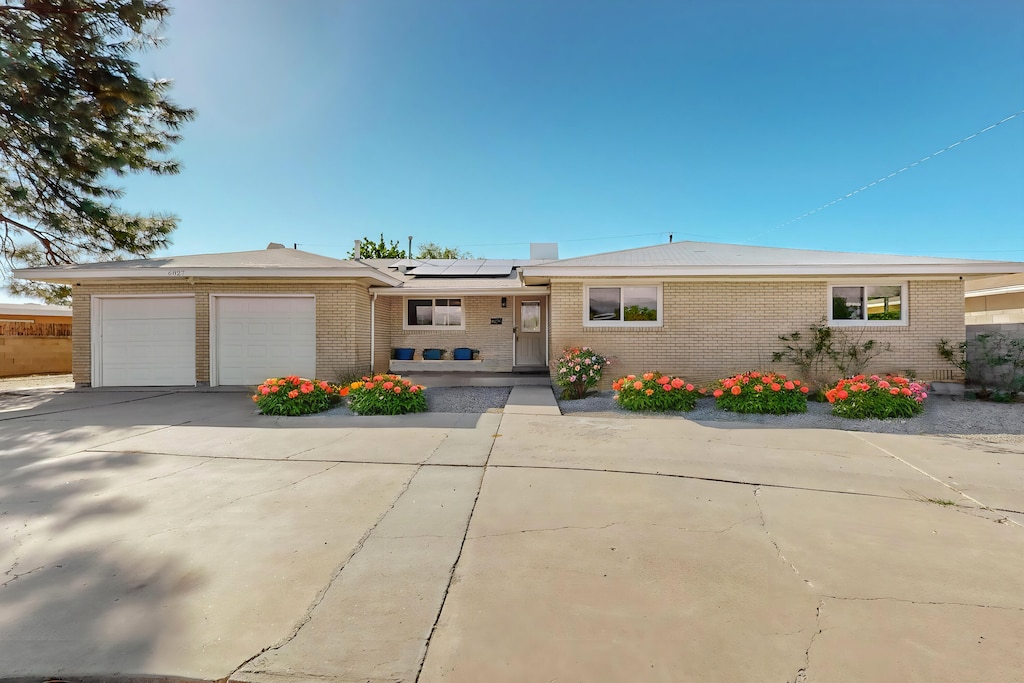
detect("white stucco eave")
[520,262,1024,280]
[11,267,404,287]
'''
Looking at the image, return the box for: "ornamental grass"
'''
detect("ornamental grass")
[612,372,704,412]
[347,373,427,416]
[825,374,928,419]
[712,371,809,415]
[252,376,340,416]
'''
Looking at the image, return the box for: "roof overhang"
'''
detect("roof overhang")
[521,262,1024,283]
[12,266,404,287]
[965,284,1024,298]
[370,285,550,297]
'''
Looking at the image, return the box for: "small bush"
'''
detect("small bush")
[252,376,339,416]
[555,346,609,399]
[612,372,703,412]
[712,371,809,415]
[825,374,928,419]
[347,373,427,416]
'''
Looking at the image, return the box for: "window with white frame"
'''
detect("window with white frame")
[585,285,662,326]
[405,298,464,328]
[829,283,907,325]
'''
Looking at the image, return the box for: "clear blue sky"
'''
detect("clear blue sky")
[18,0,1024,301]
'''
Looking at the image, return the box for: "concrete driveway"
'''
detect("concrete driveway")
[1,388,1022,682]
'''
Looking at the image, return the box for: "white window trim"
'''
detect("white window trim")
[827,282,909,327]
[402,296,467,331]
[583,283,664,328]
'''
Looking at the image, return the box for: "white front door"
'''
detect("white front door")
[514,298,546,367]
[96,296,196,387]
[214,296,315,385]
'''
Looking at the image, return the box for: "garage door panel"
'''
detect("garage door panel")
[98,297,196,387]
[215,296,315,385]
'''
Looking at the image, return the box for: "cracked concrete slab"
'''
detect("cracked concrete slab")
[231,465,484,683]
[418,466,818,682]
[0,449,416,680]
[752,486,1024,607]
[489,414,957,501]
[806,597,1024,682]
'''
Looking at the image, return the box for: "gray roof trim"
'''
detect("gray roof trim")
[522,262,1024,278]
[13,266,403,286]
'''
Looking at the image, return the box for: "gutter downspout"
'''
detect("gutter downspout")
[370,291,377,374]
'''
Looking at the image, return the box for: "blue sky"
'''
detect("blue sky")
[12,0,1024,306]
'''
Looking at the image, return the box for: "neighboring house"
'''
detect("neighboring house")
[964,273,1024,325]
[13,241,1024,388]
[0,302,73,377]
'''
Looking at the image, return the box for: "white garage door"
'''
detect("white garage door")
[215,296,315,386]
[97,296,196,387]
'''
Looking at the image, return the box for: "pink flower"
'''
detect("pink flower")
[383,381,394,390]
[260,386,270,395]
[731,385,742,395]
[753,384,763,392]
[713,389,724,398]
[394,386,402,394]
[685,383,694,391]
[300,382,314,394]
[662,384,672,391]
[670,378,684,389]
[783,381,795,390]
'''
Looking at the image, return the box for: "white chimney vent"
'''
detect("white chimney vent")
[530,242,558,260]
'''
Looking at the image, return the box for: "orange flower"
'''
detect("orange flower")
[383,381,394,390]
[633,381,643,391]
[656,376,670,385]
[300,382,314,394]
[837,389,848,400]
[365,382,375,390]
[670,378,684,389]
[730,385,742,395]
[901,387,912,396]
[645,388,654,396]
[753,384,763,392]
[783,381,795,390]
[271,385,280,393]
[318,381,329,390]
[890,388,900,395]
[713,389,724,398]
[800,386,809,393]
[339,386,350,397]
[251,394,259,402]
[642,372,655,381]
[394,386,402,393]
[770,383,781,391]
[626,374,636,380]
[287,390,299,398]
[685,383,694,391]
[698,387,707,394]
[794,379,801,386]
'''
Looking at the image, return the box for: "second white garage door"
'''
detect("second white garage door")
[214,296,316,386]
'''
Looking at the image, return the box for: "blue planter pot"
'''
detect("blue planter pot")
[453,347,474,360]
[422,349,444,360]
[393,348,414,361]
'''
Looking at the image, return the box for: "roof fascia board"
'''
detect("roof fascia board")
[965,284,1024,298]
[12,267,403,286]
[369,286,550,297]
[522,264,1024,277]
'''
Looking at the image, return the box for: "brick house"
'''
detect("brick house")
[14,241,1024,388]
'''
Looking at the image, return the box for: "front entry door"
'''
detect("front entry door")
[515,298,546,367]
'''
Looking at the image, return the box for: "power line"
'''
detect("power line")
[747,107,1024,243]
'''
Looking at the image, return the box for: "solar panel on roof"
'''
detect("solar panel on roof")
[475,266,514,276]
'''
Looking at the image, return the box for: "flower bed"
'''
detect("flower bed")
[825,374,928,419]
[347,373,427,416]
[555,346,609,399]
[252,376,339,416]
[712,371,809,415]
[612,372,703,411]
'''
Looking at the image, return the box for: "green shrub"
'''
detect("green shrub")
[612,372,703,411]
[712,371,809,415]
[555,346,609,399]
[252,376,338,416]
[825,374,927,419]
[346,373,427,416]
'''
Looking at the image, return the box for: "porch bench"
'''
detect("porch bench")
[389,359,489,373]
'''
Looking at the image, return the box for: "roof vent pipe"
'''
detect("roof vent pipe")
[354,239,362,260]
[408,235,413,259]
[669,233,673,243]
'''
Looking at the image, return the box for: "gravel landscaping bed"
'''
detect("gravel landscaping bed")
[558,391,1024,440]
[326,386,513,416]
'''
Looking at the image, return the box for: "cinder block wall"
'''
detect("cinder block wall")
[965,291,1024,324]
[72,280,373,386]
[549,279,965,388]
[0,337,72,377]
[383,295,515,371]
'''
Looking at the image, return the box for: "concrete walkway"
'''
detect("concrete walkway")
[1,388,1022,682]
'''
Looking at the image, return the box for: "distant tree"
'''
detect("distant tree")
[416,242,472,259]
[348,233,406,259]
[1,0,195,304]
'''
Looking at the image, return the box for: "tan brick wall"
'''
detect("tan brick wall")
[0,337,71,377]
[383,295,515,371]
[72,280,375,386]
[549,279,965,388]
[372,295,394,374]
